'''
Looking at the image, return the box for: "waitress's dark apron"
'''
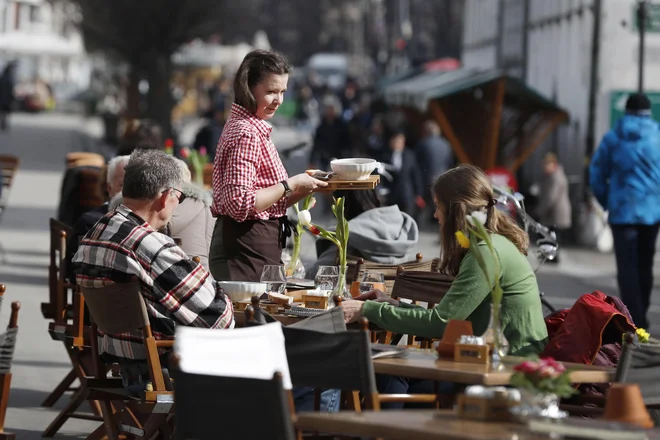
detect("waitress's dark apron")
[209,216,292,282]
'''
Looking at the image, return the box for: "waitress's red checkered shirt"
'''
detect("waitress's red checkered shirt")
[211,103,289,221]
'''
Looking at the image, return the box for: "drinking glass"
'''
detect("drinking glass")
[260,265,287,296]
[314,265,339,291]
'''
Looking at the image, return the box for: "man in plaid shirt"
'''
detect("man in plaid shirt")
[73,149,234,362]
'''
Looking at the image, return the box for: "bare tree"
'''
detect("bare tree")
[69,0,261,137]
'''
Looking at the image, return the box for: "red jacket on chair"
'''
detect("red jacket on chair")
[542,291,636,366]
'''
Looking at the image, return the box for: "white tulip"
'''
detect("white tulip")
[297,209,312,226]
[469,210,488,226]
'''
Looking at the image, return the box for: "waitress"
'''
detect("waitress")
[209,50,328,281]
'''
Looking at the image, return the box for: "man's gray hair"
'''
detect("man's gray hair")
[107,155,130,185]
[174,157,192,183]
[123,149,183,200]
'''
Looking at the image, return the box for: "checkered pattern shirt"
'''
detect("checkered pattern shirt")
[72,205,235,360]
[211,103,289,221]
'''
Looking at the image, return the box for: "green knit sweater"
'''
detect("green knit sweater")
[362,234,548,356]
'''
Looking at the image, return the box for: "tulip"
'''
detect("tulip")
[455,231,470,249]
[297,210,312,227]
[180,147,190,159]
[307,225,321,236]
[199,146,208,157]
[309,197,317,209]
[467,210,487,226]
[164,138,174,148]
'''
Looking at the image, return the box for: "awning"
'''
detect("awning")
[378,68,569,172]
[380,68,567,116]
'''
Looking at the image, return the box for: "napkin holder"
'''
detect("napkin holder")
[457,390,517,422]
[454,335,489,364]
[302,292,330,310]
[435,320,473,358]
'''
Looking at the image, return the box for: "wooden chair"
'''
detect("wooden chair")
[387,268,454,347]
[174,370,295,440]
[81,280,175,440]
[0,155,19,262]
[42,289,103,437]
[562,334,660,419]
[41,218,79,412]
[42,218,74,322]
[348,253,431,295]
[0,285,21,440]
[173,322,296,439]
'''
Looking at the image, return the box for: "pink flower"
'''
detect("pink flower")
[199,146,208,157]
[539,357,565,373]
[180,147,190,159]
[513,361,539,374]
[538,365,559,378]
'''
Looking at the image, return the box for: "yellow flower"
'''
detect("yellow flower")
[636,328,650,343]
[455,231,470,249]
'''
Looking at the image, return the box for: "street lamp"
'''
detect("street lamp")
[638,0,648,93]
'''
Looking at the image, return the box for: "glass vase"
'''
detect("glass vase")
[333,265,351,299]
[285,258,305,279]
[481,303,509,364]
[513,389,566,419]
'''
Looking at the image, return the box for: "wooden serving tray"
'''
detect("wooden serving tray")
[326,174,380,190]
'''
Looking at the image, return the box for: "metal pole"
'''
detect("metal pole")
[638,0,647,93]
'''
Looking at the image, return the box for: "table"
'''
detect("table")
[295,409,546,440]
[373,351,614,385]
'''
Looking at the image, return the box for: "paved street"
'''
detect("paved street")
[0,112,659,437]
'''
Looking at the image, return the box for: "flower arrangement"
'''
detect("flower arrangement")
[510,357,575,398]
[455,210,506,357]
[180,146,209,186]
[298,197,350,296]
[288,194,316,277]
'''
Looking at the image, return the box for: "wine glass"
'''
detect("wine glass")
[260,265,287,296]
[314,265,339,292]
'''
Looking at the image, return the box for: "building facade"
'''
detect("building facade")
[0,0,91,91]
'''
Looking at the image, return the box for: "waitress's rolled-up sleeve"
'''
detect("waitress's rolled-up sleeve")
[218,133,261,222]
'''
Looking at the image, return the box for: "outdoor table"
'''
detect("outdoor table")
[373,350,615,385]
[295,409,547,440]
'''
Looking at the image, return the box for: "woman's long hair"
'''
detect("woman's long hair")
[432,164,528,276]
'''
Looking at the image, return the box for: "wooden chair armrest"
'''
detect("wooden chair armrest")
[155,340,174,348]
[378,394,437,403]
[83,377,124,389]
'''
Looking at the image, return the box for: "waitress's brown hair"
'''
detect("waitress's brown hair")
[432,164,528,276]
[233,50,291,113]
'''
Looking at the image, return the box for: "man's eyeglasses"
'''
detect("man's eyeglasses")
[168,188,187,204]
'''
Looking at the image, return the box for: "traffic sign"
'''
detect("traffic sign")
[632,3,660,33]
[610,90,660,127]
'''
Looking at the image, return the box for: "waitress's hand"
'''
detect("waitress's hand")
[287,173,328,194]
[342,299,365,323]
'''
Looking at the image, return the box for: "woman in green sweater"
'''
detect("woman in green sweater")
[342,165,548,406]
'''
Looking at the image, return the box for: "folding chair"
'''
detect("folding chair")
[0,285,21,440]
[348,253,430,295]
[0,155,19,263]
[174,322,295,439]
[386,269,454,347]
[42,289,103,437]
[81,280,175,439]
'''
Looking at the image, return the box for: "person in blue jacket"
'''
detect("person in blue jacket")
[590,93,660,329]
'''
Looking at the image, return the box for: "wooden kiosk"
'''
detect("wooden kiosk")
[380,68,570,172]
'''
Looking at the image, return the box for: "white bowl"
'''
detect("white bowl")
[217,281,267,302]
[330,158,380,181]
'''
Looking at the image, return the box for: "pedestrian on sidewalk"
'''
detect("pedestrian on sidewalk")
[590,93,660,329]
[0,61,16,132]
[536,152,572,260]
